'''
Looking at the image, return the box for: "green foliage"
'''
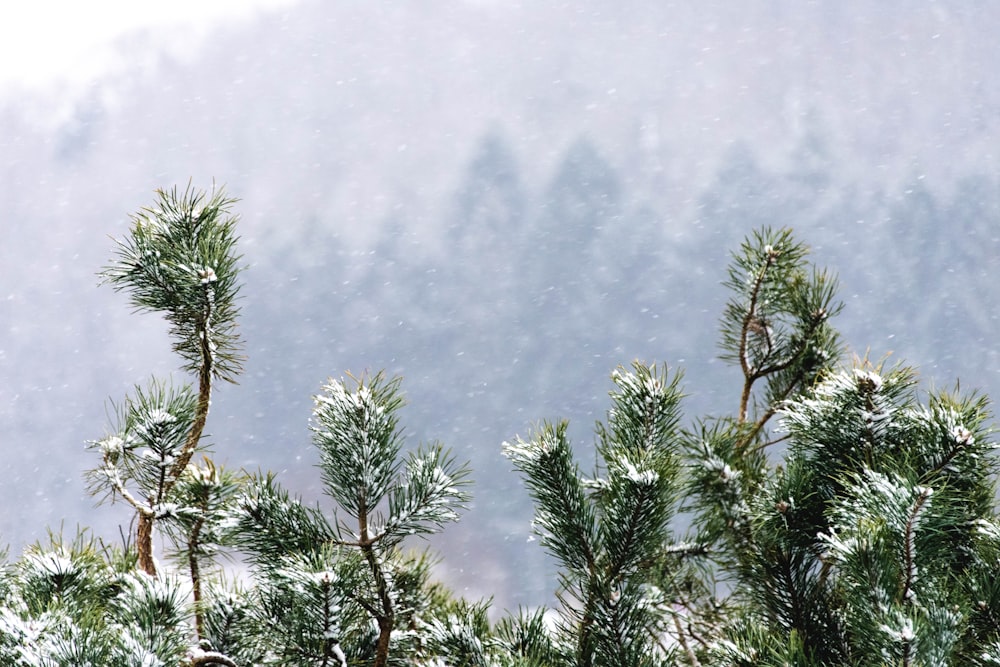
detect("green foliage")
[232,371,473,667]
[718,226,842,429]
[89,183,249,582]
[163,458,244,572]
[86,379,199,513]
[0,531,193,666]
[6,189,1000,667]
[669,227,846,664]
[504,361,684,666]
[233,472,336,565]
[101,183,244,382]
[705,363,1000,665]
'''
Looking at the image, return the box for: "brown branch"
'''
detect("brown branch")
[103,455,151,515]
[136,513,157,575]
[171,284,216,480]
[136,284,215,575]
[189,511,207,641]
[672,612,701,667]
[187,652,239,667]
[738,248,778,424]
[738,314,826,453]
[749,432,792,454]
[358,492,394,667]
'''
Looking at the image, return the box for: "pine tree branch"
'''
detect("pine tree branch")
[751,433,791,454]
[505,424,598,576]
[672,612,702,667]
[100,453,153,517]
[137,512,157,575]
[773,552,810,647]
[358,496,394,667]
[901,487,933,604]
[750,306,826,381]
[575,575,602,666]
[741,376,802,453]
[919,427,973,483]
[319,575,347,667]
[137,283,215,576]
[188,513,207,640]
[739,311,828,453]
[738,247,779,424]
[173,288,215,481]
[99,186,243,577]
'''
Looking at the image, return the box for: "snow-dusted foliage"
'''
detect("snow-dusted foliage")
[9,214,1000,666]
[503,361,686,666]
[230,371,473,667]
[0,534,192,667]
[705,361,999,665]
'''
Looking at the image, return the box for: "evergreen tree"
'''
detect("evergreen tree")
[526,136,621,313]
[88,184,244,578]
[707,363,1000,666]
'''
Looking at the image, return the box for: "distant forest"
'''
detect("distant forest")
[219,127,1000,607]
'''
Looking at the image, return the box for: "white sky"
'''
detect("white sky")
[0,1,299,92]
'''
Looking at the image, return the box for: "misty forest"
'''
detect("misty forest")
[3,1,1000,665]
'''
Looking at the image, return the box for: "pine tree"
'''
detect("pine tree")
[88,184,245,578]
[675,228,1000,665]
[706,363,1000,666]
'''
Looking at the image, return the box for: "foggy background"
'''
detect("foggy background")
[2,0,999,611]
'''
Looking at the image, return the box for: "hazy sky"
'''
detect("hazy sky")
[0,1,300,91]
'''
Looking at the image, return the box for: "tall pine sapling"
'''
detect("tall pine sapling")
[87,184,244,577]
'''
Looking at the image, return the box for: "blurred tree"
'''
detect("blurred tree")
[527,137,621,300]
[513,137,625,404]
[438,127,528,362]
[944,174,1000,352]
[449,128,526,268]
[695,144,782,250]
